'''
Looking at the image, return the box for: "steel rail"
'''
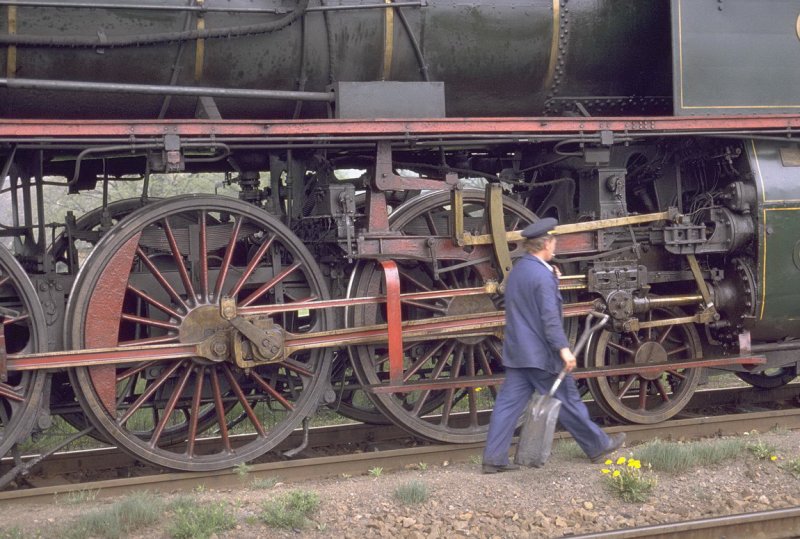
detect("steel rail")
[2,408,799,506]
[571,507,800,539]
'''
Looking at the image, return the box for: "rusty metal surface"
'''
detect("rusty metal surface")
[4,116,800,138]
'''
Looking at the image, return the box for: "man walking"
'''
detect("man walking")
[482,217,625,473]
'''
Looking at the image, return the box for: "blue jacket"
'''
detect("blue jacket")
[502,253,570,372]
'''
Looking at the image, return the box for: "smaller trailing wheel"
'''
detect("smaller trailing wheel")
[587,306,702,424]
[66,195,333,471]
[0,246,48,457]
[736,366,798,389]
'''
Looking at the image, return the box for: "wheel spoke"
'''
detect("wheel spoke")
[186,366,206,457]
[637,380,649,410]
[222,364,267,437]
[199,211,209,301]
[136,246,189,310]
[403,340,447,382]
[250,371,295,411]
[162,218,196,301]
[118,360,184,425]
[119,334,180,347]
[0,384,24,402]
[607,340,636,357]
[209,367,232,453]
[658,323,676,344]
[120,313,179,331]
[617,375,637,400]
[214,216,244,300]
[666,345,690,357]
[655,378,671,403]
[126,284,182,320]
[228,234,276,298]
[239,261,301,307]
[150,364,194,448]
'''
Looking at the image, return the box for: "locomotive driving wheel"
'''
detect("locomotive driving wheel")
[65,195,332,471]
[348,190,538,443]
[587,306,702,424]
[0,246,48,457]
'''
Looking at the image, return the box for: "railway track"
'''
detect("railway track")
[572,506,800,539]
[2,401,799,507]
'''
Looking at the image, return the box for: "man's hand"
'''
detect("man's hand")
[559,347,576,372]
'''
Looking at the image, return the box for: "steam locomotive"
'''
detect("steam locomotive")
[0,0,799,473]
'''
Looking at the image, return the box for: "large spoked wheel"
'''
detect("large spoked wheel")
[0,246,48,456]
[348,190,537,443]
[736,366,798,389]
[587,306,702,424]
[65,195,333,471]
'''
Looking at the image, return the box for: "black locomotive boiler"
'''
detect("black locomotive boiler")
[0,0,799,473]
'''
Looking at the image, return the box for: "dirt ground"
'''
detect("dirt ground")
[4,427,800,539]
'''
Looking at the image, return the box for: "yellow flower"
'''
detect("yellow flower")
[612,470,621,477]
[627,460,635,468]
[601,469,610,474]
[604,459,613,465]
[632,460,641,469]
[770,455,778,461]
[475,387,483,393]
[616,457,627,465]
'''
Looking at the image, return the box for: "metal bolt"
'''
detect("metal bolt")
[212,341,228,356]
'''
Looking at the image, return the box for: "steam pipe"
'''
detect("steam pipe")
[0,78,335,102]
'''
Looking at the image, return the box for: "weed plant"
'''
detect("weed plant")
[393,480,429,505]
[168,496,236,539]
[368,466,383,478]
[261,490,320,530]
[634,438,745,473]
[600,456,657,503]
[61,492,162,539]
[747,439,779,460]
[785,457,800,477]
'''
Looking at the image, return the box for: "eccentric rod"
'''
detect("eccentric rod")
[0,78,335,102]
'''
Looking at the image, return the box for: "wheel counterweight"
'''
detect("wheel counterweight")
[65,195,332,471]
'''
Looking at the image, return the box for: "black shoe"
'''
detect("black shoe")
[589,432,626,463]
[481,463,521,474]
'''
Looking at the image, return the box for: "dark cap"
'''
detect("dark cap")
[521,217,558,239]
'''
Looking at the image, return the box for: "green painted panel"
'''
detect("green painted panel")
[760,209,800,321]
[672,0,800,115]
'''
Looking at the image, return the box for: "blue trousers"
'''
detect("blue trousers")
[483,367,611,465]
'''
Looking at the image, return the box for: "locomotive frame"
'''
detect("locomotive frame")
[2,0,800,477]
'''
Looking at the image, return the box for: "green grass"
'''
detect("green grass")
[634,438,746,473]
[552,439,585,459]
[261,490,320,530]
[61,492,162,539]
[784,456,800,477]
[56,488,100,505]
[250,477,279,490]
[0,527,25,539]
[167,496,237,539]
[393,480,429,505]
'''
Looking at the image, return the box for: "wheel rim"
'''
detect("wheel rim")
[66,195,332,471]
[587,306,702,424]
[0,246,47,456]
[736,366,798,389]
[348,190,537,443]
